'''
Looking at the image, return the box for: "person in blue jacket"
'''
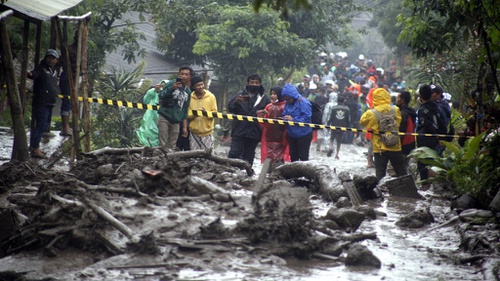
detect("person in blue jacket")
[281,83,313,161]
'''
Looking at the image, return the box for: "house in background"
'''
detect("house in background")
[105,12,208,87]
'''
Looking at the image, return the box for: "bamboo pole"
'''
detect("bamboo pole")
[73,22,83,158]
[80,18,91,152]
[0,11,29,162]
[57,12,92,154]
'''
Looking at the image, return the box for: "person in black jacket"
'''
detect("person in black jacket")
[227,74,271,166]
[415,84,442,190]
[327,95,350,159]
[27,49,62,158]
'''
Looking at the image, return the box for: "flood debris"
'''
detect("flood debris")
[1,145,499,279]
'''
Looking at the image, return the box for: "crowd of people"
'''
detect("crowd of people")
[134,55,454,187]
[26,47,454,187]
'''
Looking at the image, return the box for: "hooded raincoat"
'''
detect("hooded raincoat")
[137,80,167,147]
[281,84,313,138]
[360,88,402,153]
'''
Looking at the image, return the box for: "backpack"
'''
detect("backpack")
[401,115,416,146]
[310,100,323,130]
[372,106,399,147]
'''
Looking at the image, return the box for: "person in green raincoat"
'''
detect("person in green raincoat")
[137,80,168,147]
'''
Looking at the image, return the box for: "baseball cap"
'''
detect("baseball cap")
[45,49,59,59]
[430,84,444,94]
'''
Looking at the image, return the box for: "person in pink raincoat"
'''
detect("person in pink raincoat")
[260,86,290,165]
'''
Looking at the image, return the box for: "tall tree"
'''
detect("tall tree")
[398,0,500,120]
[152,0,363,89]
[192,5,315,85]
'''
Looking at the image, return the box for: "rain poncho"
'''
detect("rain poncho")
[137,80,167,147]
[260,87,290,163]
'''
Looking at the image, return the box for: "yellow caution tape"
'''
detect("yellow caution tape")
[57,94,466,139]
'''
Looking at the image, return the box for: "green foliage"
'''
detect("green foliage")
[253,0,312,17]
[409,133,500,198]
[193,5,315,86]
[152,0,364,92]
[398,0,500,85]
[90,64,146,149]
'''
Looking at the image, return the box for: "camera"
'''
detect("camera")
[175,77,182,83]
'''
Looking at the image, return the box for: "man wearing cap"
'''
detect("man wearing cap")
[27,49,63,158]
[302,74,311,85]
[431,84,453,154]
[187,75,217,149]
[277,77,285,87]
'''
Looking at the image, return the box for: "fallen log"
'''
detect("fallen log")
[82,199,133,239]
[275,161,346,202]
[188,175,229,194]
[81,146,145,158]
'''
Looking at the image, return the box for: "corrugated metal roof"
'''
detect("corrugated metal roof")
[3,0,83,21]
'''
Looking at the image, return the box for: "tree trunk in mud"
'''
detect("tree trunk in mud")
[275,161,347,201]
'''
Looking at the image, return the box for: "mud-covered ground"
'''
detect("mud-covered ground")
[0,131,499,281]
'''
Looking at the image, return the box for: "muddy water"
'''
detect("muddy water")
[0,134,480,280]
[296,196,478,281]
[216,144,479,280]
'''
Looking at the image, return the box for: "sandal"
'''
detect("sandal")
[31,153,47,159]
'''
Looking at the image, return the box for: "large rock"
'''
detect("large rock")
[345,243,381,268]
[325,208,365,231]
[395,207,434,228]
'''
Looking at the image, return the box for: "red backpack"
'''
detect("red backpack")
[401,115,415,146]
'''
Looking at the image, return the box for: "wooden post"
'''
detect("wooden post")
[56,19,77,165]
[80,18,91,152]
[0,10,29,162]
[72,21,83,159]
[57,12,92,157]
